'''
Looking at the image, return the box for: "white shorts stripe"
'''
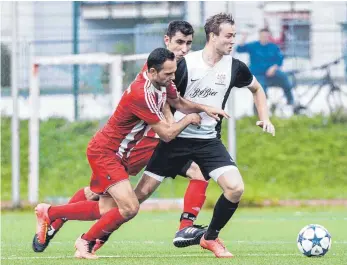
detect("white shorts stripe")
[209,165,238,181]
[144,170,165,182]
[248,75,256,87]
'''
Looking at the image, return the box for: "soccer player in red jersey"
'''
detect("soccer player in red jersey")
[32,47,229,259]
[33,21,211,253]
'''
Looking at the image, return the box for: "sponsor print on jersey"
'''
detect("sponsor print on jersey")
[188,87,218,98]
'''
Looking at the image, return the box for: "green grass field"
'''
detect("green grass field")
[1,207,346,265]
[2,116,347,205]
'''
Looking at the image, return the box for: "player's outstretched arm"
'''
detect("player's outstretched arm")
[167,96,229,121]
[150,113,201,142]
[248,78,275,136]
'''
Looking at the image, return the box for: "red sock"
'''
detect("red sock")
[83,207,126,241]
[48,201,101,221]
[69,187,87,203]
[51,188,87,230]
[179,179,208,230]
[50,218,65,231]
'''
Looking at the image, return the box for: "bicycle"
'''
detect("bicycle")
[269,57,347,116]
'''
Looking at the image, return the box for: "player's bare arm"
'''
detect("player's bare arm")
[248,78,275,136]
[150,113,201,142]
[167,96,230,121]
[162,102,175,124]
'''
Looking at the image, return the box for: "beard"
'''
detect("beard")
[159,80,171,87]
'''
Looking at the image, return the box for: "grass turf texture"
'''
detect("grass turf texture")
[1,115,346,205]
[1,207,347,265]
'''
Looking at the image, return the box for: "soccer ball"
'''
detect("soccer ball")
[297,224,332,257]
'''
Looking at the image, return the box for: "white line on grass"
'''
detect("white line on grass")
[2,253,346,260]
[0,253,307,260]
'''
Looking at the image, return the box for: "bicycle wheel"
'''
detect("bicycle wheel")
[326,82,347,113]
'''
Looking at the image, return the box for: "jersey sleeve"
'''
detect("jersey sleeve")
[173,58,188,97]
[234,60,254,88]
[130,90,165,125]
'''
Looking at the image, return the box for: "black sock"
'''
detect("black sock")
[204,194,239,240]
[99,233,111,243]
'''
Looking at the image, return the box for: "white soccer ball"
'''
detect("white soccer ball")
[297,224,332,257]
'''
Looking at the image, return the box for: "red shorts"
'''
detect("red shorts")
[87,137,159,194]
[87,139,128,195]
[123,137,159,175]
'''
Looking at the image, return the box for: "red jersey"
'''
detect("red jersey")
[93,70,178,159]
[140,63,179,138]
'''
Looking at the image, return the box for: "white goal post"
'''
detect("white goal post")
[28,53,236,204]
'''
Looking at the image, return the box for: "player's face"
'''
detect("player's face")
[164,32,193,59]
[213,23,236,56]
[152,59,177,87]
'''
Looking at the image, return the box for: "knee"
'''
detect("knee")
[224,181,245,201]
[282,77,293,90]
[186,162,205,180]
[84,187,100,201]
[277,72,292,89]
[119,200,140,220]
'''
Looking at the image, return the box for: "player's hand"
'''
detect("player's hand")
[203,106,230,121]
[188,113,202,126]
[256,120,275,136]
[266,65,278,77]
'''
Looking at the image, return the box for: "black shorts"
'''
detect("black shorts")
[179,160,194,177]
[144,137,237,181]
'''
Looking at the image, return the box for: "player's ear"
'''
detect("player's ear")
[210,32,216,42]
[148,67,158,76]
[164,35,170,47]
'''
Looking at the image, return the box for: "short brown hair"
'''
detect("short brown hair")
[204,13,235,41]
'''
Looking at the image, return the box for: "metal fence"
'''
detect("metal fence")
[1,26,168,96]
[2,28,346,94]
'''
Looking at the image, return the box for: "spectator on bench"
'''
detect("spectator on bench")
[236,28,295,112]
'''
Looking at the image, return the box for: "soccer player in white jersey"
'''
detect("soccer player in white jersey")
[134,13,275,258]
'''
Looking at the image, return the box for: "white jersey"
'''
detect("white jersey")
[174,50,254,139]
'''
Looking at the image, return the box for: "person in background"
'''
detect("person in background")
[236,28,295,113]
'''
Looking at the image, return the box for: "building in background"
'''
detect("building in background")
[1,1,346,121]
